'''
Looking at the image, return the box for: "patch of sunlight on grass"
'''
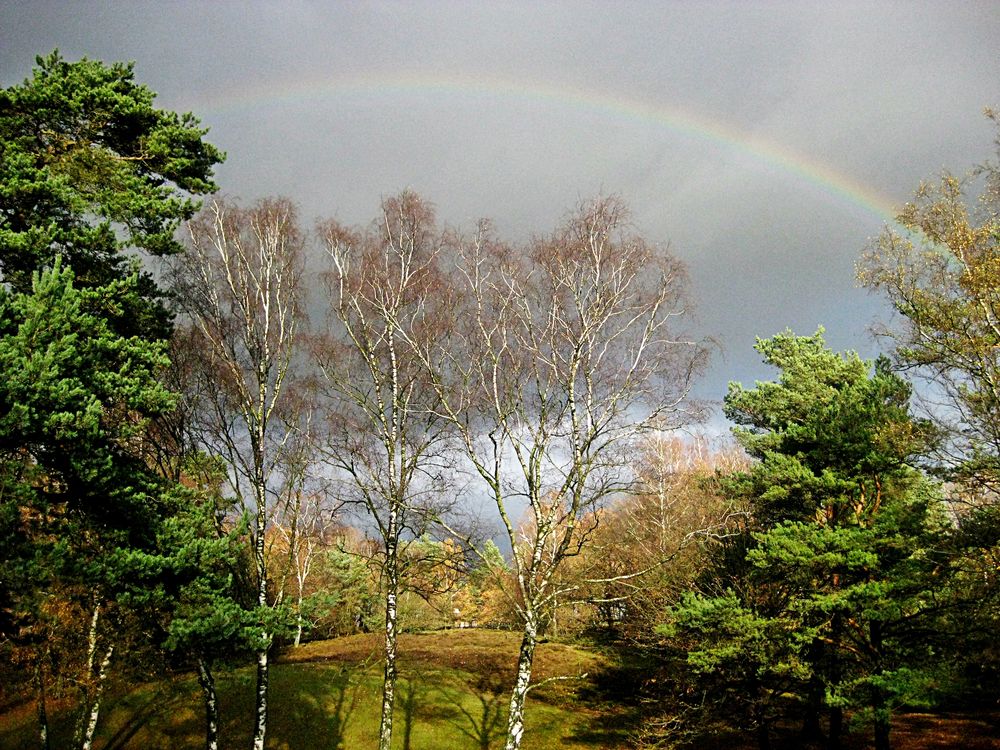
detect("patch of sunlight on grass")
[1,633,619,749]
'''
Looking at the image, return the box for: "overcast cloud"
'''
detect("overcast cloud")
[3,1,998,429]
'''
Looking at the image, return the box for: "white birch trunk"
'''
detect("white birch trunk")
[293,553,308,647]
[503,617,538,750]
[73,594,107,749]
[79,641,114,750]
[73,600,102,750]
[294,602,305,647]
[196,657,220,750]
[253,647,269,750]
[198,656,219,750]
[253,456,271,750]
[377,516,400,750]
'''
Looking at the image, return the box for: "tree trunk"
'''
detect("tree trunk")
[503,616,538,750]
[752,686,770,750]
[252,643,269,750]
[378,520,400,750]
[293,575,305,647]
[828,614,843,750]
[874,716,890,750]
[34,655,50,750]
[801,636,825,744]
[79,641,114,750]
[74,600,114,750]
[801,678,824,743]
[756,718,771,750]
[871,620,891,750]
[196,657,220,750]
[252,478,270,750]
[828,706,843,750]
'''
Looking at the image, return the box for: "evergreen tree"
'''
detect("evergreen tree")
[0,51,222,748]
[125,467,253,750]
[669,331,945,750]
[0,51,224,338]
[0,260,176,747]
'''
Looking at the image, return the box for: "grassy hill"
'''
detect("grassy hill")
[4,630,999,749]
[0,630,632,750]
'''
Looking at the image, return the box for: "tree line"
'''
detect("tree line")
[1,52,998,750]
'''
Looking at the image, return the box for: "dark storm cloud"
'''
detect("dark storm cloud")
[3,0,998,422]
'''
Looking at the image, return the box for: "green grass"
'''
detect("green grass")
[0,631,631,750]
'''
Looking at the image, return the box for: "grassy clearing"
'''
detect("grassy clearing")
[0,630,628,750]
[8,630,992,749]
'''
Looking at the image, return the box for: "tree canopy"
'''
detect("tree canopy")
[0,51,224,337]
[670,331,945,750]
[859,110,1000,496]
[0,51,225,750]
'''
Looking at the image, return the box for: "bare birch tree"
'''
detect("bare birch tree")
[270,396,342,647]
[171,197,304,750]
[315,191,456,750]
[412,196,706,750]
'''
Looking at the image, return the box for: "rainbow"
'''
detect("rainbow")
[181,72,901,226]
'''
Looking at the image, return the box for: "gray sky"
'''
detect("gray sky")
[3,1,998,428]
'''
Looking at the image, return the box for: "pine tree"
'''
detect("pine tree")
[670,331,945,750]
[1,51,222,748]
[0,260,176,748]
[0,51,223,338]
